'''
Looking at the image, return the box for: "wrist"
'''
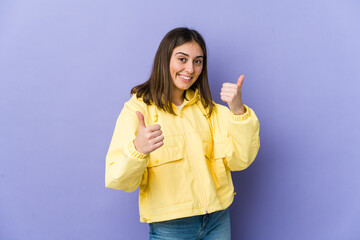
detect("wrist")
[133,139,142,153]
[232,104,246,115]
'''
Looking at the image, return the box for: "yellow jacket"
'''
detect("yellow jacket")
[105,89,260,223]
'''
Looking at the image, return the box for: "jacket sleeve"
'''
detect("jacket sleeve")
[215,104,260,171]
[105,98,149,192]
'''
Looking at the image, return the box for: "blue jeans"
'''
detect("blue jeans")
[149,208,231,240]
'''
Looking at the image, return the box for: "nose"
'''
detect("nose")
[185,61,194,73]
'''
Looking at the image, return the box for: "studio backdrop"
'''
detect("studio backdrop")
[1,0,359,239]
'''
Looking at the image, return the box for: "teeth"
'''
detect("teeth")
[180,75,191,80]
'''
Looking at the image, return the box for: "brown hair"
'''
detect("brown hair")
[131,27,214,116]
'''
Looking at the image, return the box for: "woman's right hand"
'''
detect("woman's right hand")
[133,111,164,154]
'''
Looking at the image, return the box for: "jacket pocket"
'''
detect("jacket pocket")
[148,146,183,167]
[203,141,228,189]
[140,145,183,193]
[146,146,192,209]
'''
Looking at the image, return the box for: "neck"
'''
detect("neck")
[172,89,185,106]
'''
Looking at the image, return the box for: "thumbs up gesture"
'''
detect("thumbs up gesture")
[133,111,164,154]
[220,75,246,115]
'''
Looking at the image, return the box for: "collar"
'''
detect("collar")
[184,89,200,106]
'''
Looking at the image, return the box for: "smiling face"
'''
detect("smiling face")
[169,41,204,104]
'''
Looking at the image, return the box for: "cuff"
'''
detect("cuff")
[127,141,148,159]
[231,105,251,122]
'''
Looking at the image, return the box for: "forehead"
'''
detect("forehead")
[172,41,203,56]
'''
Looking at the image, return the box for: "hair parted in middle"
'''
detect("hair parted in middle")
[131,27,214,116]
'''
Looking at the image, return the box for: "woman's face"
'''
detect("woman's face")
[169,41,204,96]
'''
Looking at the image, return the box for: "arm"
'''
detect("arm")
[218,74,260,171]
[105,98,149,192]
[222,105,260,171]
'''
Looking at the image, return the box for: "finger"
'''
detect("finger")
[149,129,163,138]
[220,95,233,101]
[144,130,162,140]
[152,135,165,144]
[237,75,245,88]
[136,111,146,129]
[221,87,239,94]
[220,95,231,102]
[222,83,238,88]
[220,91,235,97]
[147,124,161,132]
[152,141,164,150]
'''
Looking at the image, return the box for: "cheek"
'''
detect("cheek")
[170,63,180,75]
[196,66,203,76]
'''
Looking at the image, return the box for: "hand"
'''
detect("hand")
[220,75,246,115]
[133,111,164,154]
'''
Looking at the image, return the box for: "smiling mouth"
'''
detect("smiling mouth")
[178,74,193,82]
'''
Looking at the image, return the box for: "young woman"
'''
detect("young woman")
[105,27,260,240]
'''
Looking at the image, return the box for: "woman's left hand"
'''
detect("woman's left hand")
[220,75,246,115]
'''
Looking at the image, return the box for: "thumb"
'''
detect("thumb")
[237,75,245,88]
[136,111,146,129]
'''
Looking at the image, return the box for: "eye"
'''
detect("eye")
[194,59,202,64]
[178,57,186,62]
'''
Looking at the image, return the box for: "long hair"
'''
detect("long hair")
[131,27,214,116]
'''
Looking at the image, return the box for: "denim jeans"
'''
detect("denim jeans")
[149,208,231,240]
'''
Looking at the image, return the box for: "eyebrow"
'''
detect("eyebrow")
[175,52,204,58]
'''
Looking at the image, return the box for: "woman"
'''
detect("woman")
[105,27,260,239]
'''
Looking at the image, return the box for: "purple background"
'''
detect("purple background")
[1,0,360,239]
